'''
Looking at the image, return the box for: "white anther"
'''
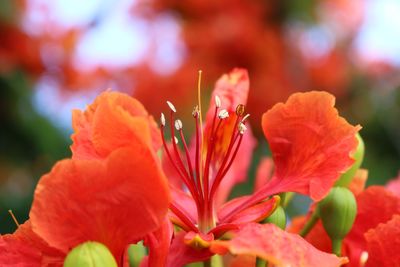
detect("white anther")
[174,136,179,144]
[175,119,183,130]
[238,122,247,134]
[360,251,368,267]
[160,113,166,126]
[241,114,250,122]
[215,95,221,108]
[166,101,176,112]
[218,109,229,119]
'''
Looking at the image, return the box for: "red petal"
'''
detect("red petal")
[345,186,400,265]
[365,215,400,267]
[71,91,161,159]
[206,68,249,117]
[261,91,360,201]
[288,216,333,254]
[30,145,170,262]
[254,157,274,192]
[0,221,64,266]
[211,223,348,267]
[142,219,174,267]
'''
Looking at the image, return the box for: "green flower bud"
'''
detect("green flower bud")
[335,133,365,187]
[264,206,286,230]
[318,187,357,256]
[64,241,117,267]
[128,242,147,267]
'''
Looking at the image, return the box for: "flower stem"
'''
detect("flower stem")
[299,209,319,237]
[332,239,343,256]
[203,259,211,267]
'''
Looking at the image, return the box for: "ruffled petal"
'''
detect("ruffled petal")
[71,91,161,159]
[345,186,400,265]
[211,223,348,267]
[365,215,400,267]
[0,221,64,267]
[30,145,170,262]
[260,91,360,201]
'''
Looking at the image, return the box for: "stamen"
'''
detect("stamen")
[8,209,20,227]
[192,106,199,118]
[166,101,177,113]
[215,95,221,108]
[238,122,247,134]
[174,136,179,144]
[236,104,245,116]
[360,251,368,267]
[218,109,229,119]
[160,113,166,126]
[175,119,183,131]
[170,203,199,233]
[241,114,250,122]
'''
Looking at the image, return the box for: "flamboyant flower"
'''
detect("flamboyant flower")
[290,184,400,266]
[158,68,359,265]
[1,104,170,266]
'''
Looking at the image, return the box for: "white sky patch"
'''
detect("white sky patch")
[32,76,101,131]
[354,0,400,65]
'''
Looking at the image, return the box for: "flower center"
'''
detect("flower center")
[160,97,248,233]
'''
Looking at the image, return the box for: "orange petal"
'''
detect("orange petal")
[365,215,400,267]
[345,186,400,266]
[30,145,170,262]
[71,91,161,159]
[0,221,64,266]
[261,91,360,201]
[348,169,368,196]
[211,223,348,267]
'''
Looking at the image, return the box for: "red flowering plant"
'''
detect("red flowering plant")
[3,68,396,267]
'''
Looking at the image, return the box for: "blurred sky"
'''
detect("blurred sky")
[26,0,400,131]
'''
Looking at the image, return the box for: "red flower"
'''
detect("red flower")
[159,68,358,265]
[1,92,171,266]
[290,185,400,266]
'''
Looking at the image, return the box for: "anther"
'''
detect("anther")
[241,114,250,122]
[218,109,229,119]
[360,251,368,267]
[167,101,177,113]
[215,95,221,108]
[238,122,247,134]
[175,119,183,130]
[236,104,245,116]
[174,136,179,144]
[160,113,166,126]
[192,106,199,118]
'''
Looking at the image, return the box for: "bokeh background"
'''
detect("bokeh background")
[1,0,399,234]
